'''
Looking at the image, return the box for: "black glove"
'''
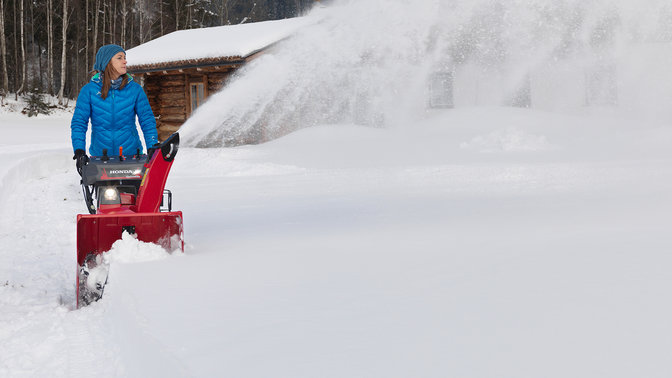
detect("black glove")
[73,149,89,175]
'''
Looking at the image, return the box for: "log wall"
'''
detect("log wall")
[145,74,188,141]
[138,67,235,141]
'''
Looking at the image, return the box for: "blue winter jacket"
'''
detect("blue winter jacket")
[71,73,158,156]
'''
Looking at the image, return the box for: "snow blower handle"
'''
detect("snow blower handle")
[135,133,180,213]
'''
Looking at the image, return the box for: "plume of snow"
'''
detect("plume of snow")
[181,0,672,147]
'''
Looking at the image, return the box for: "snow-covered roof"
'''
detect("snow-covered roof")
[126,17,314,72]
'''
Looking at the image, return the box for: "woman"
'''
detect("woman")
[71,44,158,171]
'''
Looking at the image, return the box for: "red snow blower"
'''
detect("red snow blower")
[76,133,183,307]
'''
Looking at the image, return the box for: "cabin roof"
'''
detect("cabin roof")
[126,16,314,72]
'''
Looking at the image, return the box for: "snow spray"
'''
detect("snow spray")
[180,0,672,147]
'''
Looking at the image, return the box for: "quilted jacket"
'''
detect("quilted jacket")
[71,73,158,156]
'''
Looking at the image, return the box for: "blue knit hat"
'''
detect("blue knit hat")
[94,44,125,72]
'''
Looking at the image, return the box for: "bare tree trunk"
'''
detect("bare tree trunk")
[129,5,133,46]
[12,0,16,98]
[112,0,117,45]
[175,0,179,31]
[160,0,163,35]
[200,3,206,26]
[75,32,79,94]
[58,0,68,104]
[29,0,35,90]
[85,0,89,73]
[17,0,25,95]
[0,0,9,95]
[184,0,194,29]
[92,0,99,61]
[219,0,229,25]
[121,0,127,47]
[139,4,144,44]
[47,0,54,94]
[37,38,42,90]
[108,0,113,45]
[101,0,106,45]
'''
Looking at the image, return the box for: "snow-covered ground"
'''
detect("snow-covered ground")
[3,0,672,375]
[2,106,672,377]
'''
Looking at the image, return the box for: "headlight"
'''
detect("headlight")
[103,188,118,201]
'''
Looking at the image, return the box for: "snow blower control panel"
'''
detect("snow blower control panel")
[81,149,148,186]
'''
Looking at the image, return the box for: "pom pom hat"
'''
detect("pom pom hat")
[94,44,125,72]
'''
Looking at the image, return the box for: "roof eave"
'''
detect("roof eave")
[126,43,277,74]
[127,55,250,73]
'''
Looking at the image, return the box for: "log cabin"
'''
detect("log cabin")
[125,17,312,141]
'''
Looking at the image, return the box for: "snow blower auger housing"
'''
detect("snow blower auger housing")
[76,133,183,307]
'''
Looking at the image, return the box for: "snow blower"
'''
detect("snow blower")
[76,133,183,307]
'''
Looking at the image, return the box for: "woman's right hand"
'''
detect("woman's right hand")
[73,149,90,175]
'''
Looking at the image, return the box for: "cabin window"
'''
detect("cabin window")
[190,83,205,112]
[428,71,453,108]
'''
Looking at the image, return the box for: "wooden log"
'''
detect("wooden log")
[194,66,236,73]
[159,114,186,123]
[158,74,184,82]
[155,85,184,93]
[160,121,185,129]
[161,99,187,107]
[158,92,185,101]
[159,80,186,87]
[185,76,191,116]
[208,72,230,80]
[159,124,182,132]
[160,106,185,115]
[203,74,209,99]
[208,81,227,89]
